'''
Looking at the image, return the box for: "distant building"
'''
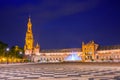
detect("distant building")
[81,41,98,61]
[24,17,120,62]
[96,45,120,62]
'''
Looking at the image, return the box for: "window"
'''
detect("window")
[96,56,99,59]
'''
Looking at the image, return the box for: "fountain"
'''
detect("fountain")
[64,52,82,61]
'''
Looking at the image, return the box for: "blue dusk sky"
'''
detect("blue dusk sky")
[0,0,120,49]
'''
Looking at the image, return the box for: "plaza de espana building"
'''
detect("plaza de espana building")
[24,17,120,62]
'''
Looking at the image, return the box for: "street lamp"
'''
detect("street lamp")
[19,51,23,63]
[19,51,23,58]
[19,51,22,55]
[6,48,10,64]
[6,48,9,51]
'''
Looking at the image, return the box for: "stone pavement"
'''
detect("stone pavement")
[0,63,120,80]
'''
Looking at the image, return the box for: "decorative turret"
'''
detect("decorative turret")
[33,43,40,55]
[82,41,84,46]
[27,17,32,32]
[36,43,40,48]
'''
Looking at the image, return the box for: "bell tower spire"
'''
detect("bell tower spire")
[24,17,34,55]
[27,16,32,32]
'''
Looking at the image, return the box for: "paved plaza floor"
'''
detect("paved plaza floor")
[0,62,120,80]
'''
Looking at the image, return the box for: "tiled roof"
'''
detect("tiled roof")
[97,45,120,50]
[41,48,81,53]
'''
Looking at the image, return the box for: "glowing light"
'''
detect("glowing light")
[6,48,10,51]
[65,52,82,61]
[2,58,6,61]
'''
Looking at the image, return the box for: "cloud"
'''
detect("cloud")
[0,0,101,25]
[33,0,100,24]
[37,1,100,15]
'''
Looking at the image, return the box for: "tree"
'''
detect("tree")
[0,41,8,57]
[10,45,24,58]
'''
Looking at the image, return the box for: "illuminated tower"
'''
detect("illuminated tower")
[82,41,98,62]
[24,17,34,55]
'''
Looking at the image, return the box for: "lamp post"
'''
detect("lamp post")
[19,51,22,54]
[6,48,10,64]
[19,51,23,63]
[19,51,23,58]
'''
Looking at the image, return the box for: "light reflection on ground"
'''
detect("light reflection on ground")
[0,63,120,80]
